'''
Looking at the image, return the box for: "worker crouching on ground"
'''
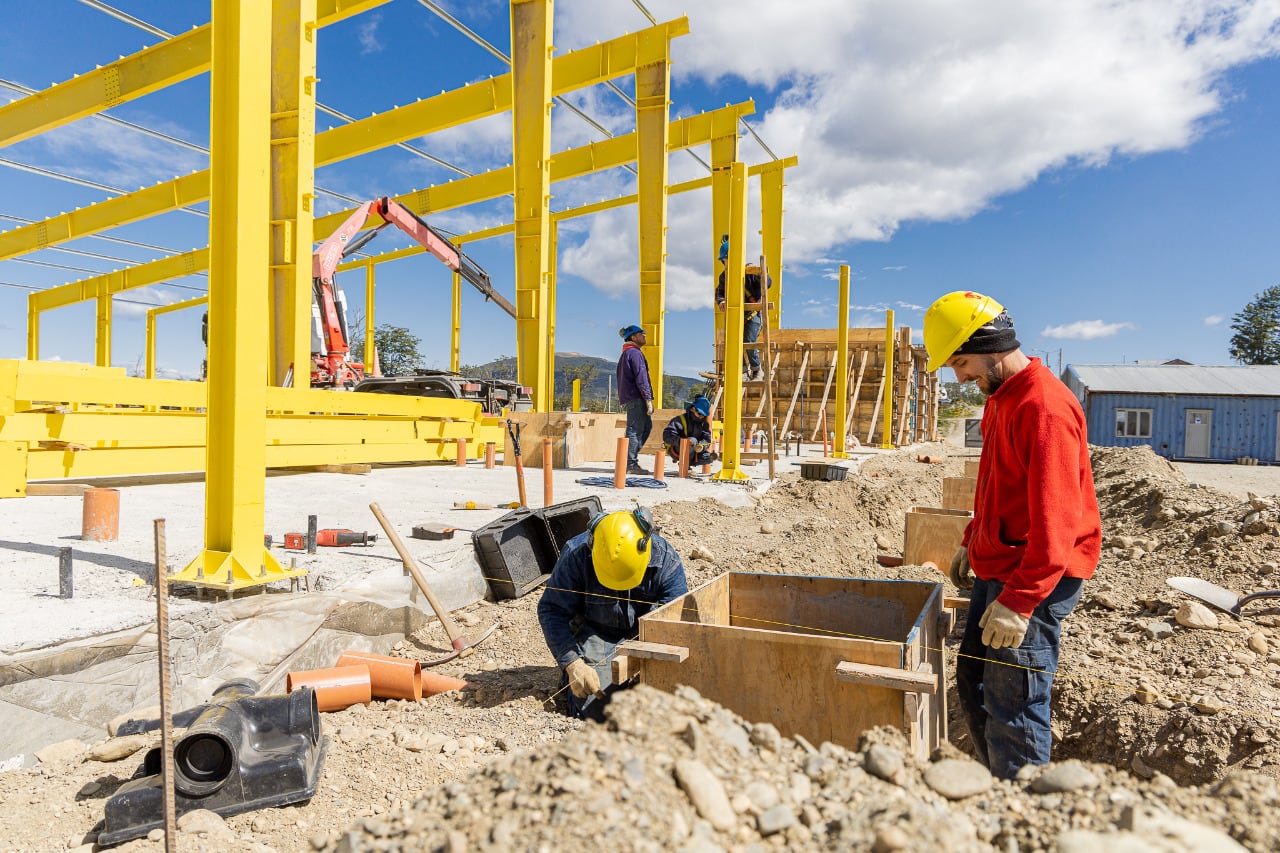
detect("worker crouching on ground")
[715,235,773,382]
[537,509,688,721]
[616,324,655,475]
[923,290,1101,780]
[662,395,719,469]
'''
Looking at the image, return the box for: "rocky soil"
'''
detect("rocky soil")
[3,444,1280,851]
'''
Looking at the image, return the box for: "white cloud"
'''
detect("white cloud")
[1204,314,1225,326]
[882,265,908,272]
[14,113,206,191]
[358,14,384,55]
[552,0,1280,288]
[1041,319,1135,340]
[895,301,925,311]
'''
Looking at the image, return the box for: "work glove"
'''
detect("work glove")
[565,658,602,699]
[948,547,974,591]
[979,600,1030,650]
[645,400,654,416]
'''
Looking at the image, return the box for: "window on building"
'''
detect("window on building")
[1115,408,1152,438]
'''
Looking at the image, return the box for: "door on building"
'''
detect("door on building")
[1275,413,1280,462]
[1184,409,1212,458]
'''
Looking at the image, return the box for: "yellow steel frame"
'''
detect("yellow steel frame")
[712,161,749,481]
[145,296,208,379]
[881,309,895,449]
[545,219,559,398]
[510,0,554,411]
[635,38,672,406]
[171,0,303,593]
[832,265,850,458]
[759,161,788,329]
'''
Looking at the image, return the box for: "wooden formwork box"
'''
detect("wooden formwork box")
[942,477,977,511]
[904,506,972,569]
[621,573,946,761]
[501,410,684,468]
[963,458,980,479]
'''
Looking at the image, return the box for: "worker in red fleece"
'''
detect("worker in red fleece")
[923,290,1101,780]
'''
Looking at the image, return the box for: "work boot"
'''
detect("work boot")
[626,463,649,475]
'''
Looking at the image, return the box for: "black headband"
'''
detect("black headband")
[955,311,1020,356]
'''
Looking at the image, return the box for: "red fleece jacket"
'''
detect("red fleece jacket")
[963,359,1101,616]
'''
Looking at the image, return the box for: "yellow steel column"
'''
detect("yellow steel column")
[709,111,741,342]
[761,166,785,330]
[268,0,317,388]
[571,378,581,412]
[145,311,157,379]
[712,161,749,481]
[510,0,554,411]
[95,293,111,367]
[832,265,851,458]
[175,0,301,592]
[26,297,38,360]
[364,262,377,374]
[449,267,461,373]
[636,48,671,406]
[545,218,558,403]
[881,309,895,449]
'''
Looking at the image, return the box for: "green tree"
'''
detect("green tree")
[371,324,424,375]
[1229,285,1280,364]
[662,375,689,409]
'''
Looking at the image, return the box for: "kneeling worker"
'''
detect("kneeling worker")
[662,395,718,469]
[537,509,688,720]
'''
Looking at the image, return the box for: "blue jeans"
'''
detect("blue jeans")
[743,312,762,370]
[956,575,1083,779]
[623,398,651,468]
[560,631,623,722]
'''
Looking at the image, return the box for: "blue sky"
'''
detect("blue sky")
[1,0,1278,380]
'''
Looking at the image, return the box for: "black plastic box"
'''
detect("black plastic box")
[471,507,559,600]
[800,461,849,482]
[542,496,602,552]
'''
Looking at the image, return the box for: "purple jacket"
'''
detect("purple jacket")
[616,343,652,404]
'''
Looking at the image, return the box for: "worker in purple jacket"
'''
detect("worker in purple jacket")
[616,324,654,475]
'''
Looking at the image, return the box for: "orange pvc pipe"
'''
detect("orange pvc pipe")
[543,437,554,506]
[678,438,690,479]
[81,487,120,541]
[485,441,496,469]
[652,450,665,481]
[613,436,628,489]
[287,664,372,712]
[456,438,467,466]
[336,651,422,701]
[821,410,829,456]
[421,670,470,697]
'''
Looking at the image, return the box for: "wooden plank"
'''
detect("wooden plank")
[612,655,632,684]
[307,463,372,474]
[810,349,839,441]
[866,369,887,445]
[903,506,972,569]
[778,348,810,438]
[836,661,938,693]
[739,451,780,460]
[617,640,689,662]
[646,572,730,626]
[964,459,980,478]
[846,350,868,436]
[23,482,91,496]
[943,595,971,611]
[942,476,976,511]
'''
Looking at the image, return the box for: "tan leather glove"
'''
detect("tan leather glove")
[565,658,602,699]
[948,547,974,590]
[645,400,654,416]
[979,600,1030,649]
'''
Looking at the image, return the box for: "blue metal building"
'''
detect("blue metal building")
[1062,364,1280,462]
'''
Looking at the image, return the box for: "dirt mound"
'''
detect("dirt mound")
[322,684,1275,852]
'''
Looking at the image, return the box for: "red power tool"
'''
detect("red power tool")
[283,529,378,550]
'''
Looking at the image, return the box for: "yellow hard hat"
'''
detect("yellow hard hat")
[589,510,652,591]
[923,291,1006,372]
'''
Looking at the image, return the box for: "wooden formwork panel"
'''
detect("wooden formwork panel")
[942,477,977,511]
[904,506,972,569]
[635,572,945,761]
[964,459,980,479]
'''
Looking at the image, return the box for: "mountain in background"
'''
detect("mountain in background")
[459,352,709,408]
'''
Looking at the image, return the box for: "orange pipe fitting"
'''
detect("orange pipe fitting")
[613,436,628,489]
[456,438,467,466]
[421,671,471,697]
[287,664,372,712]
[81,487,120,541]
[678,438,690,479]
[336,651,423,702]
[543,438,554,506]
[916,454,944,464]
[485,441,496,469]
[652,450,665,482]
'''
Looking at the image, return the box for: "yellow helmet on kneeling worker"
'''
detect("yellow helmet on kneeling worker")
[590,510,653,591]
[923,290,1018,372]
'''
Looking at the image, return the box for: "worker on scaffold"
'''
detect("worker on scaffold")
[716,234,773,382]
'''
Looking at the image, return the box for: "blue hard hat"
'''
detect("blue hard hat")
[619,324,644,340]
[690,395,711,418]
[718,234,729,263]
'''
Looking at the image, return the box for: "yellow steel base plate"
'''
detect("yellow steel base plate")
[710,466,751,482]
[170,548,307,595]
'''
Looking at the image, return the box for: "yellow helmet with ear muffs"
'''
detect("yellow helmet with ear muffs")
[587,509,654,591]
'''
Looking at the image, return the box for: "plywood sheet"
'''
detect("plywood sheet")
[903,506,972,569]
[942,477,976,511]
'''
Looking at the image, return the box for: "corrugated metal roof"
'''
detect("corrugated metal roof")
[1068,364,1280,396]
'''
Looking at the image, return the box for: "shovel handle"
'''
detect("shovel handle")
[369,502,464,647]
[1237,590,1280,611]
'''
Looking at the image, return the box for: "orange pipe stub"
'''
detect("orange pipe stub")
[81,487,120,542]
[336,651,422,702]
[287,664,372,712]
[421,670,470,697]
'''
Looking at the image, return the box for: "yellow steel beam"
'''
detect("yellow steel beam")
[545,218,558,399]
[713,161,749,481]
[268,0,318,387]
[174,0,295,591]
[0,18,691,263]
[709,109,743,340]
[882,310,895,449]
[25,301,38,360]
[449,267,462,373]
[363,263,376,373]
[510,0,554,411]
[94,292,111,367]
[635,47,671,405]
[145,295,208,378]
[0,0,389,150]
[760,165,785,329]
[832,265,851,458]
